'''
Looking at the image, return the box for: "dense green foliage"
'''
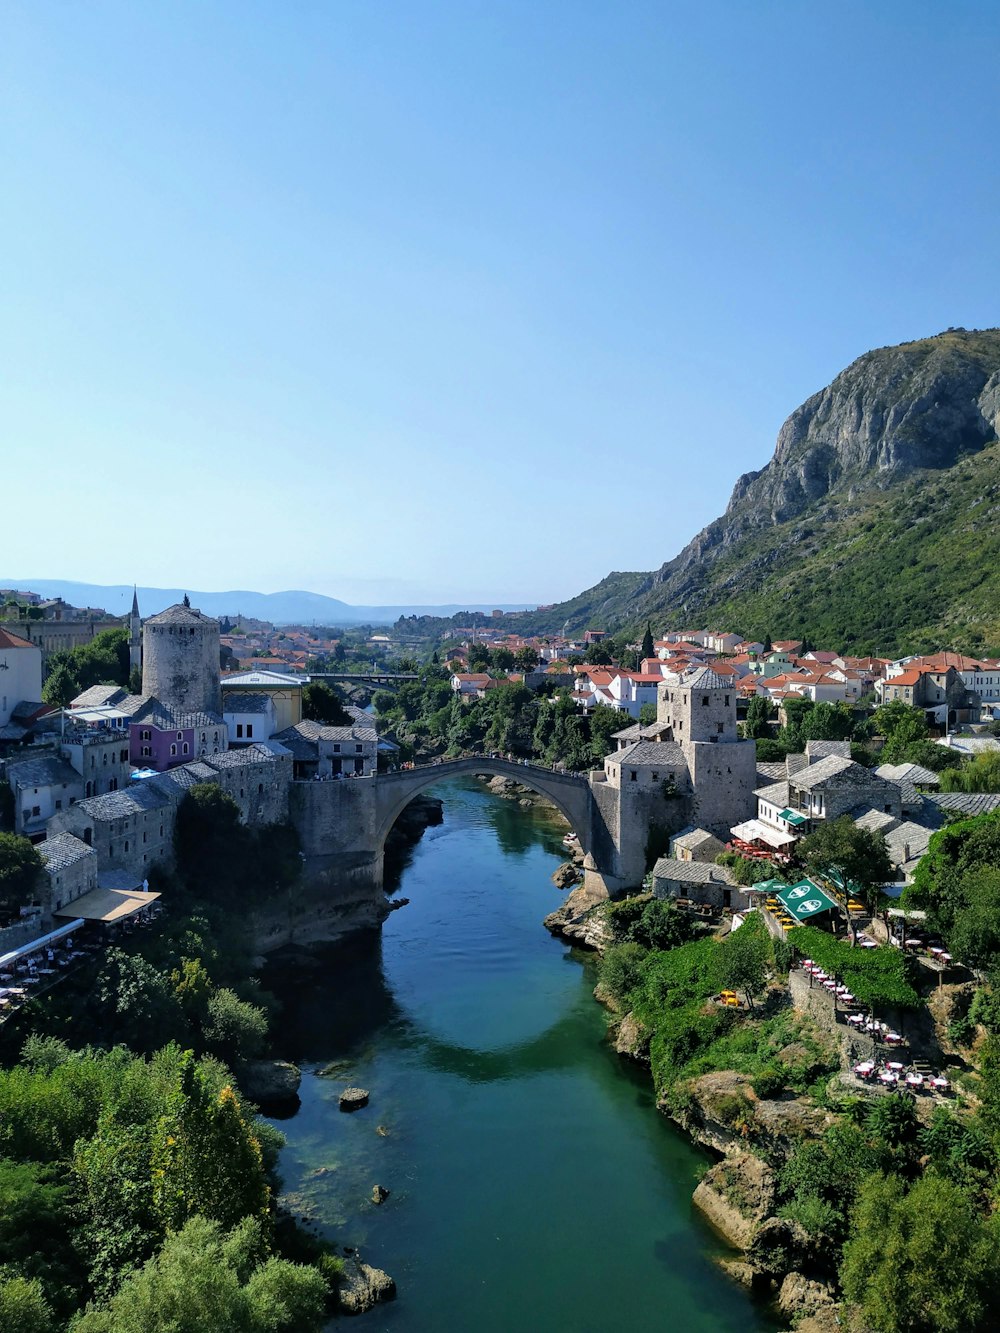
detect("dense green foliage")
[906,810,1000,962]
[0,834,44,919]
[374,668,631,770]
[41,630,130,708]
[300,681,351,726]
[786,924,920,1008]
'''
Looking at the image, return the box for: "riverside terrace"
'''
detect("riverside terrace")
[0,890,162,1025]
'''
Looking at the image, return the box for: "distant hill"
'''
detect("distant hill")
[510,328,1000,655]
[0,580,536,627]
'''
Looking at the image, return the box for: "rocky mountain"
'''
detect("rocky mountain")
[515,328,1000,654]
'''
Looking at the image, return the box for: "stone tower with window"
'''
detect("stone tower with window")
[141,602,222,714]
[655,666,757,835]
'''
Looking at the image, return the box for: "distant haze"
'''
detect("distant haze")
[1,580,536,626]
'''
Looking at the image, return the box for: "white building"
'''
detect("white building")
[0,628,43,729]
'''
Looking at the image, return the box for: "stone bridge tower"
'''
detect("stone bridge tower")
[141,601,222,713]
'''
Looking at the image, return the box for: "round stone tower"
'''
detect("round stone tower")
[141,601,221,714]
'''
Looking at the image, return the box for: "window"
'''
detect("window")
[356,744,363,753]
[182,742,189,754]
[143,831,147,843]
[159,825,163,836]
[176,731,183,740]
[141,745,151,757]
[85,782,93,797]
[170,744,177,756]
[246,724,253,738]
[652,772,658,782]
[141,729,150,741]
[630,770,637,781]
[201,733,206,744]
[55,799,62,810]
[236,724,243,738]
[124,840,129,852]
[121,750,128,762]
[724,695,730,706]
[102,753,108,765]
[109,778,118,791]
[717,722,724,734]
[333,743,340,753]
[258,783,263,794]
[702,695,709,705]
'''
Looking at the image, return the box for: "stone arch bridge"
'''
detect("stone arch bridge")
[374,757,595,859]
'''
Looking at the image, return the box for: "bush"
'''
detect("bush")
[597,943,647,1005]
[751,1065,786,1098]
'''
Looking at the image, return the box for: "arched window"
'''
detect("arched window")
[124,840,129,853]
[170,744,177,756]
[182,742,189,754]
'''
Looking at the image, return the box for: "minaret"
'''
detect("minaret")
[129,586,141,674]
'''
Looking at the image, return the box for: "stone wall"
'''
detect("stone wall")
[684,738,757,838]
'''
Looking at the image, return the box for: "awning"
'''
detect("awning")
[730,819,797,849]
[0,919,85,969]
[55,888,160,923]
[778,808,808,827]
[748,878,792,895]
[776,878,840,920]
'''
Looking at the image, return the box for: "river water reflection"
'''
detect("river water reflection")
[266,777,777,1332]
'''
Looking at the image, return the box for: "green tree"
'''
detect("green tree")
[514,646,539,671]
[0,835,43,917]
[0,1272,55,1333]
[588,705,629,762]
[94,951,186,1054]
[907,809,1000,936]
[873,700,930,761]
[583,642,613,666]
[797,816,894,919]
[638,702,657,726]
[742,696,774,740]
[301,682,351,726]
[716,915,769,1010]
[640,623,655,660]
[71,1216,328,1333]
[202,989,268,1065]
[491,647,515,672]
[41,628,130,706]
[840,1173,999,1333]
[174,786,252,905]
[801,701,854,742]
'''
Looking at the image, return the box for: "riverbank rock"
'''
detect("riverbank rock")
[612,1011,649,1063]
[371,1184,390,1204]
[717,1257,757,1288]
[693,1153,776,1250]
[777,1272,836,1322]
[552,861,581,890]
[339,1087,370,1111]
[338,1256,396,1314]
[488,775,518,797]
[671,1070,833,1154]
[239,1059,301,1110]
[544,878,612,949]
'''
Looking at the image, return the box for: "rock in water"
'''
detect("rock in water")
[338,1256,396,1314]
[371,1184,390,1204]
[339,1087,370,1111]
[238,1060,301,1110]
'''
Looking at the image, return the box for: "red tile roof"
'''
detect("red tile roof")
[0,627,35,650]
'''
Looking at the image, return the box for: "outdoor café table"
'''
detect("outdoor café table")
[940,953,953,963]
[802,959,814,967]
[904,938,921,947]
[860,939,879,949]
[905,1072,924,1088]
[879,1071,898,1085]
[841,994,856,1004]
[929,946,944,957]
[885,1033,903,1044]
[930,1077,950,1091]
[847,1014,865,1026]
[37,968,56,976]
[886,1061,905,1071]
[823,979,837,989]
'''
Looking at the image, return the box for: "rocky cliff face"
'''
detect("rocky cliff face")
[654,329,1000,585]
[520,328,1000,652]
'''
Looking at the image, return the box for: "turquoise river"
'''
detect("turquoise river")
[266,777,778,1332]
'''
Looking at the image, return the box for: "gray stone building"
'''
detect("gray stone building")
[651,856,750,911]
[37,832,99,914]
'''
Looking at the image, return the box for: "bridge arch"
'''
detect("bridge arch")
[373,757,595,863]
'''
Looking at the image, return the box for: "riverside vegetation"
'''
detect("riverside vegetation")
[0,784,346,1332]
[592,803,1000,1333]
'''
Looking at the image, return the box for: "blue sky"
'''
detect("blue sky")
[2,2,998,607]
